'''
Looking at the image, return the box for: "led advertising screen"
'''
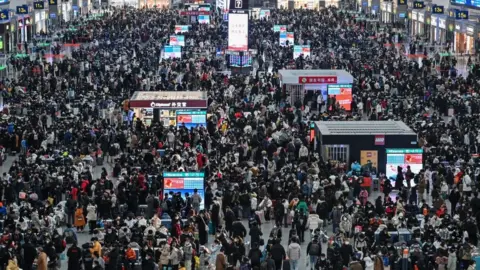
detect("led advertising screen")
[199,15,210,24]
[259,9,270,19]
[176,111,207,129]
[327,84,353,111]
[450,0,480,8]
[164,45,182,59]
[293,45,310,59]
[280,31,294,46]
[229,54,253,67]
[386,149,423,187]
[169,35,185,46]
[228,13,249,51]
[198,4,211,11]
[174,25,190,33]
[273,25,287,32]
[163,172,205,210]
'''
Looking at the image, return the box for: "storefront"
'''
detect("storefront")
[465,21,478,55]
[278,69,354,110]
[60,1,72,22]
[411,10,419,36]
[278,0,319,9]
[139,0,169,7]
[381,2,393,23]
[34,10,46,34]
[128,91,208,127]
[453,20,467,54]
[431,14,447,45]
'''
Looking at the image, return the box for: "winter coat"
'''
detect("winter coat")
[287,243,301,261]
[373,256,384,270]
[447,252,457,270]
[159,244,170,265]
[349,261,363,270]
[364,256,374,270]
[307,214,322,230]
[86,205,97,221]
[74,208,86,227]
[251,197,258,210]
[37,252,48,270]
[6,260,19,270]
[215,253,227,270]
[170,247,183,265]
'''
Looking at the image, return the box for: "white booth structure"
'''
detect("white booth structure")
[278,69,354,110]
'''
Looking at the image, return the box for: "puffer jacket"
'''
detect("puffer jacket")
[340,214,352,234]
[349,260,363,270]
[287,243,301,260]
[307,214,322,230]
[447,252,457,270]
[86,204,97,221]
[170,247,183,265]
[159,244,170,265]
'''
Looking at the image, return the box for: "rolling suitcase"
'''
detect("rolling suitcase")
[97,156,104,166]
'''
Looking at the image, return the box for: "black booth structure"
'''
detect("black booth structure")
[312,121,419,175]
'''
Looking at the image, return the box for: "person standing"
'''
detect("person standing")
[74,206,86,232]
[37,248,48,270]
[287,237,301,270]
[22,240,37,270]
[317,92,324,113]
[306,237,321,270]
[270,239,286,270]
[86,202,97,234]
[215,247,227,270]
[67,242,82,270]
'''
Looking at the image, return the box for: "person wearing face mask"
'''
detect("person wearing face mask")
[141,251,156,270]
[340,240,353,267]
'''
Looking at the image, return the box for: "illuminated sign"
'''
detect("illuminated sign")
[273,25,287,32]
[413,1,424,8]
[456,10,468,19]
[327,84,352,111]
[293,45,310,59]
[432,5,444,13]
[228,13,248,51]
[174,25,190,33]
[49,0,57,5]
[176,111,207,129]
[397,0,407,5]
[16,5,28,14]
[386,148,423,186]
[299,76,337,84]
[163,172,205,210]
[34,1,44,9]
[169,35,185,46]
[0,10,8,20]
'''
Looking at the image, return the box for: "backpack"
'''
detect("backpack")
[192,194,201,206]
[126,248,136,260]
[64,230,75,244]
[161,200,169,211]
[309,243,320,255]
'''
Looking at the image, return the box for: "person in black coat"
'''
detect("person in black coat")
[67,242,82,270]
[231,220,247,239]
[22,240,37,270]
[248,243,262,268]
[274,202,285,227]
[141,254,156,270]
[270,239,286,270]
[249,223,263,246]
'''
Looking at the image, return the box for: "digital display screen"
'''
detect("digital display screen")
[280,31,294,46]
[450,0,480,7]
[413,1,424,8]
[229,54,253,67]
[169,35,185,46]
[199,15,210,24]
[293,45,311,59]
[164,45,181,59]
[174,25,190,33]
[327,84,352,111]
[386,149,423,187]
[176,111,207,129]
[34,1,44,9]
[163,172,205,210]
[273,25,287,32]
[228,13,248,51]
[198,4,210,11]
[259,9,270,19]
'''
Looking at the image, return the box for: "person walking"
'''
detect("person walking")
[287,237,301,270]
[306,237,321,269]
[67,242,82,270]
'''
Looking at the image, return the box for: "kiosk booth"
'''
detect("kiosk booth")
[312,121,420,186]
[278,69,354,110]
[129,91,208,127]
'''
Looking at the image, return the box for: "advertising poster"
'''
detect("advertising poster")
[169,35,185,46]
[360,150,378,169]
[176,111,207,129]
[327,84,353,111]
[174,25,190,33]
[279,32,293,46]
[293,45,310,59]
[386,148,423,186]
[228,13,249,51]
[164,45,182,59]
[163,172,205,210]
[199,15,210,24]
[273,25,287,32]
[259,9,270,19]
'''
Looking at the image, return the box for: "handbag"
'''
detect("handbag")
[200,217,208,232]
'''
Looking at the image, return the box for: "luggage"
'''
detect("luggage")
[256,210,265,223]
[287,213,293,225]
[282,259,290,270]
[97,156,104,166]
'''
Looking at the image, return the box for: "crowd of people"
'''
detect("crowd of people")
[0,2,479,270]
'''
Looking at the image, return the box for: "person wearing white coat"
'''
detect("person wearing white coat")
[251,193,258,211]
[363,255,374,270]
[299,145,309,161]
[306,213,322,231]
[463,173,473,197]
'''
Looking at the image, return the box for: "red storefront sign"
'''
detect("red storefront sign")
[164,178,184,189]
[374,135,385,145]
[179,10,210,15]
[129,100,208,109]
[298,76,337,84]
